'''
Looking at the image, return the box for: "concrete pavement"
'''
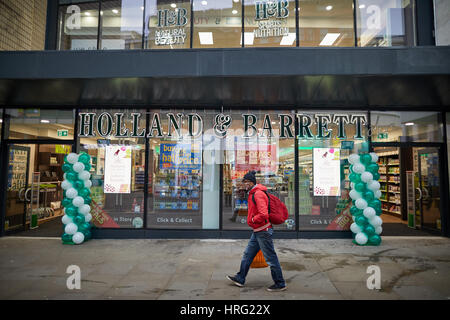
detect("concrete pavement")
[0,236,449,300]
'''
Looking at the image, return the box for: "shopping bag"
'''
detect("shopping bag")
[250,250,268,268]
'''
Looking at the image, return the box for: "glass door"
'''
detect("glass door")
[5,144,72,234]
[415,147,442,233]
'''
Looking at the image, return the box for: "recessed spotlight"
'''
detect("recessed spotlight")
[141,6,144,11]
[112,9,119,14]
[326,5,333,11]
[232,9,238,14]
[405,122,414,126]
[40,119,50,124]
[233,0,239,2]
[359,4,366,9]
[85,12,91,16]
[201,0,207,5]
[170,3,177,8]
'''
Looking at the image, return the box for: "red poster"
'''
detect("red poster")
[90,200,120,228]
[235,143,277,173]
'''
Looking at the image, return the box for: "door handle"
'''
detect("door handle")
[24,188,31,202]
[18,188,26,201]
[415,187,422,201]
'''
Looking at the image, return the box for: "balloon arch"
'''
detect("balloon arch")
[348,143,383,246]
[60,153,93,245]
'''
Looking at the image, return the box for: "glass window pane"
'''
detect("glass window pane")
[297,111,368,231]
[79,109,146,229]
[192,0,242,48]
[6,109,75,140]
[434,0,450,46]
[145,0,191,49]
[356,0,415,47]
[222,109,296,230]
[147,109,219,229]
[58,2,100,50]
[299,0,354,47]
[370,112,443,143]
[100,0,144,50]
[244,0,296,47]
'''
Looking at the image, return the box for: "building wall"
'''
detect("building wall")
[0,0,47,51]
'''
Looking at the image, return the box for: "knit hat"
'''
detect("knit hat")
[243,171,257,185]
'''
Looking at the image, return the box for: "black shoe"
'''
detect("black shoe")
[267,284,287,292]
[226,275,244,287]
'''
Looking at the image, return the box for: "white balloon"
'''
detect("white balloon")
[73,162,85,173]
[78,170,91,181]
[66,153,79,164]
[374,190,382,199]
[355,198,368,210]
[72,232,85,245]
[65,223,78,235]
[79,204,91,215]
[369,216,383,228]
[355,232,368,245]
[63,173,67,180]
[84,180,92,188]
[353,163,365,174]
[375,226,383,235]
[370,152,379,163]
[368,180,381,192]
[61,180,72,190]
[350,223,362,234]
[361,171,374,183]
[84,213,92,223]
[72,196,85,207]
[363,207,376,219]
[66,188,78,199]
[349,189,362,200]
[61,214,73,225]
[348,153,360,165]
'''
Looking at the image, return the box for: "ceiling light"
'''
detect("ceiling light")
[405,122,414,126]
[85,12,91,16]
[232,9,238,14]
[359,4,366,9]
[201,0,207,5]
[112,9,119,14]
[198,32,213,45]
[141,6,144,11]
[40,119,50,124]
[240,32,254,45]
[280,33,296,45]
[319,33,340,46]
[326,5,333,11]
[233,0,239,2]
[100,11,103,15]
[170,3,177,8]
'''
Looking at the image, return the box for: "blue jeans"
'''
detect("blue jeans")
[235,228,285,287]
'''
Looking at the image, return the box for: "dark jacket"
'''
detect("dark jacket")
[247,184,272,232]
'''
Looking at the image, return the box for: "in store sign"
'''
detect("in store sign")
[155,8,188,46]
[377,133,388,139]
[57,129,68,137]
[254,0,290,39]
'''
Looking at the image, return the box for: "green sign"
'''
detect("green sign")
[377,133,388,139]
[57,129,68,137]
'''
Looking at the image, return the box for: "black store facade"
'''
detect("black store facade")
[0,0,449,239]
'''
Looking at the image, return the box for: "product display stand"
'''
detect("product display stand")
[378,152,401,217]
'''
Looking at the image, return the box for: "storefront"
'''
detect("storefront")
[0,0,449,239]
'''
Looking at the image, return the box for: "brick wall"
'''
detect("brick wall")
[0,0,48,51]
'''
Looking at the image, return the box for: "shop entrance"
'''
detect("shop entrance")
[4,143,72,237]
[373,144,445,236]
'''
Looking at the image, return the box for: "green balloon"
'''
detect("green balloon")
[78,153,91,165]
[84,163,92,171]
[79,188,91,198]
[376,207,382,216]
[74,180,84,190]
[66,172,77,182]
[355,182,366,192]
[367,163,379,174]
[360,153,372,165]
[373,172,380,180]
[62,198,72,208]
[350,206,359,216]
[355,216,367,227]
[65,205,78,217]
[369,234,381,246]
[83,196,92,205]
[74,215,85,225]
[83,230,92,240]
[349,173,361,183]
[364,190,375,202]
[62,163,72,173]
[62,233,72,243]
[365,225,376,236]
[369,199,382,210]
[79,222,91,233]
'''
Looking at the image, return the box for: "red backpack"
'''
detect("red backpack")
[252,190,289,225]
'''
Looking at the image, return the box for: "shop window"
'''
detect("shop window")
[147,109,219,229]
[222,109,296,230]
[434,0,450,46]
[5,109,75,140]
[99,0,144,50]
[297,111,368,231]
[299,0,354,47]
[356,0,415,47]
[244,0,296,47]
[79,109,146,229]
[370,112,444,143]
[144,0,191,49]
[58,2,100,50]
[192,0,242,48]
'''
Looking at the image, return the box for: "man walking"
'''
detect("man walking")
[227,171,286,292]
